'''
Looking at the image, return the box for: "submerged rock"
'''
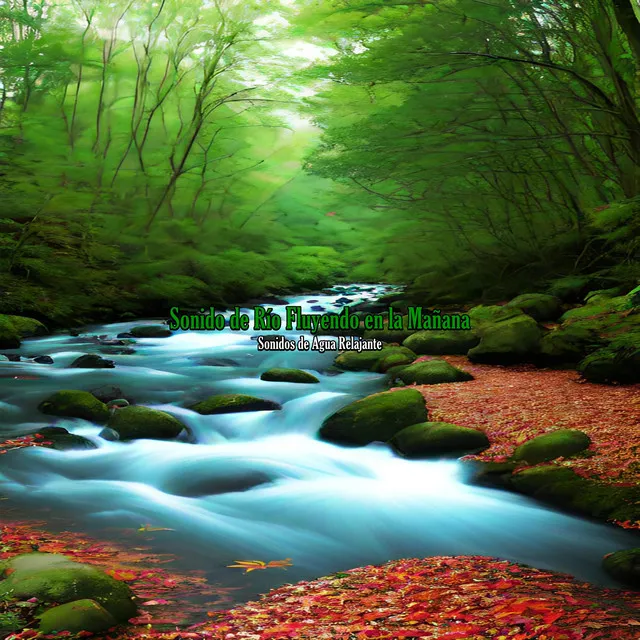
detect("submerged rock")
[38,390,110,423]
[390,422,489,458]
[396,359,473,385]
[69,354,115,369]
[38,427,97,451]
[107,405,185,441]
[319,388,428,446]
[0,553,137,622]
[37,598,117,633]
[403,329,479,355]
[513,429,591,464]
[602,549,640,589]
[260,368,320,383]
[90,385,131,404]
[189,394,282,415]
[32,355,54,364]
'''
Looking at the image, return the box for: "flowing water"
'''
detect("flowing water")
[0,284,637,615]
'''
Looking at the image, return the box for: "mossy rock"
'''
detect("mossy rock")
[402,329,479,355]
[577,338,640,384]
[0,553,137,622]
[505,294,562,322]
[190,394,281,415]
[319,388,427,446]
[547,275,594,302]
[129,325,172,338]
[0,315,21,349]
[602,549,640,589]
[363,315,413,343]
[373,350,416,373]
[396,359,473,385]
[107,406,185,440]
[260,368,319,384]
[513,429,591,464]
[38,427,97,451]
[509,466,640,524]
[467,305,523,327]
[584,287,625,305]
[37,599,117,633]
[559,296,628,323]
[69,354,115,369]
[468,315,541,364]
[6,315,48,337]
[38,390,110,423]
[390,422,489,458]
[538,324,605,364]
[334,346,416,372]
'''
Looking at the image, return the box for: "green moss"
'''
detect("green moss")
[319,388,428,446]
[373,350,416,373]
[107,406,185,441]
[467,305,523,327]
[260,368,320,383]
[602,549,640,589]
[577,337,640,384]
[38,390,110,423]
[129,325,172,338]
[389,422,489,458]
[402,329,479,355]
[538,324,604,364]
[334,346,416,372]
[0,315,21,349]
[37,599,117,633]
[363,315,413,343]
[190,394,281,415]
[513,429,591,464]
[505,293,562,322]
[6,315,48,337]
[547,275,594,302]
[396,358,473,385]
[0,553,137,622]
[559,296,627,322]
[468,314,541,364]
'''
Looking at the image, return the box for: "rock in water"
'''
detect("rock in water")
[32,355,54,364]
[189,394,282,415]
[38,390,110,423]
[129,325,172,338]
[69,354,115,369]
[319,389,428,446]
[260,368,320,383]
[107,405,185,441]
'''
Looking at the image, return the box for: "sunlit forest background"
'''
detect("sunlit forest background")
[1,0,639,325]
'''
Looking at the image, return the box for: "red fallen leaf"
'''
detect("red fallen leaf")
[105,569,137,581]
[325,211,337,216]
[141,599,171,606]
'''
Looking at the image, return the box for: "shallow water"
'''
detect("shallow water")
[0,284,637,614]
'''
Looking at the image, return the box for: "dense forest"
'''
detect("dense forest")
[0,0,639,324]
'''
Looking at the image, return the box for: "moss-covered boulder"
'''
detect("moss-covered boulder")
[559,296,628,323]
[69,354,115,369]
[260,368,319,384]
[6,315,48,337]
[0,315,21,349]
[467,305,523,327]
[107,405,185,440]
[538,324,605,364]
[577,339,640,384]
[37,599,117,633]
[363,316,413,343]
[513,429,591,464]
[190,394,281,415]
[38,427,97,451]
[396,359,473,385]
[319,389,427,446]
[129,325,172,338]
[38,390,110,423]
[602,549,640,589]
[505,294,562,322]
[390,422,489,458]
[0,553,137,622]
[468,315,541,364]
[402,329,479,355]
[335,346,416,372]
[547,275,594,302]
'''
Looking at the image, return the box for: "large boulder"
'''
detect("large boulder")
[334,346,416,372]
[260,368,319,384]
[319,389,427,446]
[190,394,281,415]
[513,429,591,464]
[363,315,413,343]
[37,599,117,633]
[107,405,185,440]
[0,315,21,349]
[396,359,473,385]
[402,329,479,355]
[538,324,604,364]
[0,553,137,622]
[467,305,523,327]
[602,549,640,589]
[577,340,640,384]
[389,422,489,458]
[38,426,97,451]
[467,315,542,364]
[6,315,48,337]
[38,390,110,423]
[504,294,562,322]
[69,354,115,369]
[129,325,172,338]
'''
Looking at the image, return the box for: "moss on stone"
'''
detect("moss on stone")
[260,368,320,383]
[38,390,110,423]
[0,553,137,622]
[334,346,416,372]
[505,294,562,322]
[106,405,185,440]
[513,429,591,464]
[190,393,281,415]
[319,388,428,446]
[363,315,413,343]
[6,315,48,337]
[37,599,117,633]
[577,337,640,384]
[402,329,479,355]
[0,315,21,349]
[467,305,523,327]
[468,314,541,364]
[602,549,640,589]
[389,422,489,458]
[396,359,473,385]
[538,324,605,364]
[373,350,416,373]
